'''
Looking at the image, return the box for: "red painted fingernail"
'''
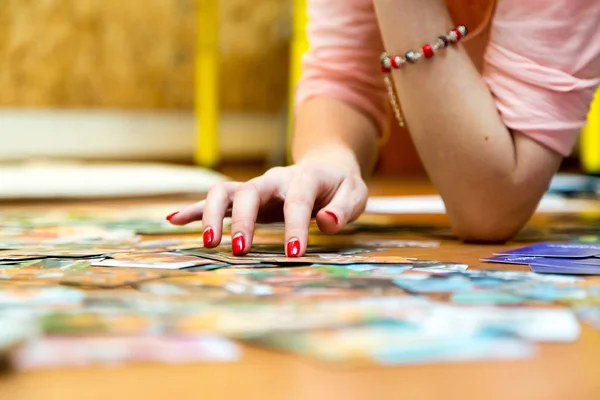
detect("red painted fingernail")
[232,233,245,256]
[166,211,179,221]
[286,238,301,258]
[325,211,339,225]
[203,227,214,247]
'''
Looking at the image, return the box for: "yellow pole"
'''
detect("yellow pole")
[287,0,309,163]
[195,0,220,167]
[581,89,600,174]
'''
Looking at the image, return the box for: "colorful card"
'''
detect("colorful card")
[57,268,169,288]
[0,286,85,307]
[92,252,217,270]
[14,335,241,370]
[495,242,600,258]
[0,248,110,260]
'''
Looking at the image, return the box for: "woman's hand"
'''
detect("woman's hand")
[166,154,368,257]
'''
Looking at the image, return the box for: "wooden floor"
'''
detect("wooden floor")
[0,173,599,400]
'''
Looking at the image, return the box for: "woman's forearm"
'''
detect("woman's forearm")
[373,0,562,241]
[292,97,380,176]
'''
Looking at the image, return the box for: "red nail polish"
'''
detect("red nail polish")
[232,234,245,256]
[287,238,301,258]
[325,211,339,225]
[203,227,214,247]
[166,211,179,221]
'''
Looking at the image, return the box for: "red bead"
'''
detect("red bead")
[422,44,434,59]
[391,56,402,68]
[381,65,391,73]
[452,28,462,41]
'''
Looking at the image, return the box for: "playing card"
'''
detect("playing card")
[0,248,111,260]
[181,248,413,266]
[412,263,469,273]
[92,252,217,270]
[156,273,274,296]
[529,263,600,275]
[57,268,170,288]
[0,259,92,283]
[451,291,526,305]
[495,242,600,258]
[0,285,85,307]
[13,334,241,370]
[527,258,600,269]
[248,321,533,366]
[462,269,582,284]
[429,306,581,342]
[481,255,573,265]
[180,249,263,265]
[341,265,413,276]
[573,258,600,266]
[393,275,474,293]
[485,258,600,270]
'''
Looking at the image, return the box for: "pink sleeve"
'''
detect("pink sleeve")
[483,0,600,156]
[294,0,388,132]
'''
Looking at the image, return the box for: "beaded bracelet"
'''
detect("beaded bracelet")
[380,25,468,128]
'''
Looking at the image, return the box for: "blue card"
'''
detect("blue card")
[523,258,600,269]
[393,275,474,293]
[480,255,572,265]
[529,263,600,275]
[495,242,600,258]
[574,258,600,266]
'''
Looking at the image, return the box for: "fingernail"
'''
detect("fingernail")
[232,233,245,256]
[286,238,301,258]
[203,227,214,247]
[166,211,179,221]
[325,211,339,225]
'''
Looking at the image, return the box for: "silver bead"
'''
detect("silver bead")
[381,56,392,69]
[405,51,417,63]
[448,30,458,43]
[457,25,467,38]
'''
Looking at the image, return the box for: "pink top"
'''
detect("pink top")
[295,0,600,156]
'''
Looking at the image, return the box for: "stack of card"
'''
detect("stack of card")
[482,242,600,275]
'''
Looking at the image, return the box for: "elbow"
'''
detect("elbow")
[452,221,519,244]
[448,206,531,244]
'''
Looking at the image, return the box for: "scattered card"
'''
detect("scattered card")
[495,242,600,258]
[14,335,241,370]
[92,252,217,270]
[529,263,600,275]
[481,255,572,265]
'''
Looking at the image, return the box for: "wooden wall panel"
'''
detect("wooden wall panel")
[220,0,291,113]
[0,0,290,112]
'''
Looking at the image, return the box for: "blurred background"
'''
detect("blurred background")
[0,0,598,180]
[0,0,289,168]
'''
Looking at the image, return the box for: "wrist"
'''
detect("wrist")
[295,144,364,176]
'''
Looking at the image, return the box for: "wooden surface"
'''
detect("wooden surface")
[0,176,599,400]
[0,0,288,111]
